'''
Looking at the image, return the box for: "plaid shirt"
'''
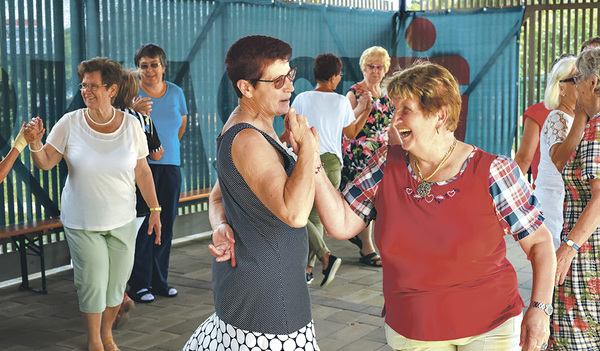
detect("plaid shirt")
[342,146,543,240]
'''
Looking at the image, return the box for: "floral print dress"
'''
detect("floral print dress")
[551,114,600,351]
[340,84,393,189]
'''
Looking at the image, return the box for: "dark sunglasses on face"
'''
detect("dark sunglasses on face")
[560,77,576,84]
[139,62,162,70]
[367,64,383,71]
[251,67,297,89]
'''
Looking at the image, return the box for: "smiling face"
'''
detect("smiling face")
[80,71,116,110]
[390,95,438,152]
[138,56,166,86]
[248,59,295,116]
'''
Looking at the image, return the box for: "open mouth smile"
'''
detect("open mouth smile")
[398,129,412,138]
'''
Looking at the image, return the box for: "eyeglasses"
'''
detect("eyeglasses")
[560,76,577,84]
[139,62,162,71]
[78,83,107,92]
[572,74,581,86]
[367,64,383,71]
[251,67,297,89]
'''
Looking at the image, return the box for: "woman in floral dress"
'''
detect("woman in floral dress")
[342,46,393,267]
[551,48,600,350]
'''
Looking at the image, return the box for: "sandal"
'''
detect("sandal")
[102,337,121,351]
[152,286,178,298]
[127,288,154,303]
[359,251,382,267]
[348,235,363,250]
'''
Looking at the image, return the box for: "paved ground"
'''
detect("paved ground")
[0,233,533,351]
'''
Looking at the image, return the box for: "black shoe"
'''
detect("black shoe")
[348,235,362,250]
[321,255,342,287]
[306,272,314,284]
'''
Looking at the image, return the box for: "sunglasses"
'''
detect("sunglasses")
[367,64,383,71]
[139,62,162,71]
[252,67,297,89]
[78,83,107,92]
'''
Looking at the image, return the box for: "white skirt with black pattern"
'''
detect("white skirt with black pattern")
[183,312,320,351]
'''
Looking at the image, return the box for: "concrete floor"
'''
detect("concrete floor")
[0,233,533,350]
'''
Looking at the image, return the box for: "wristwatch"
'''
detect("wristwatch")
[563,238,580,251]
[530,301,553,316]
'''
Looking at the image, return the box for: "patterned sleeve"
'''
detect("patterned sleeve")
[542,110,572,151]
[489,155,544,240]
[124,109,162,154]
[580,118,600,180]
[341,146,388,224]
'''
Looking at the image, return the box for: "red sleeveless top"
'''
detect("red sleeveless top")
[374,145,524,341]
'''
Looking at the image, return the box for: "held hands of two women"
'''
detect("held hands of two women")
[24,117,45,146]
[284,107,321,168]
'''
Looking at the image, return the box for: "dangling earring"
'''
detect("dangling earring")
[436,126,440,134]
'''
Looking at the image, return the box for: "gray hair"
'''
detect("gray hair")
[576,48,600,96]
[544,55,577,110]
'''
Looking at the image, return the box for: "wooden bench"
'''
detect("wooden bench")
[179,188,211,203]
[0,218,63,294]
[0,188,212,294]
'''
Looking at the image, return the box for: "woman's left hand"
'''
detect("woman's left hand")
[520,308,550,351]
[555,243,577,285]
[148,211,162,245]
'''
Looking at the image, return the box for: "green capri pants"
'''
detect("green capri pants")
[307,152,342,267]
[64,219,136,313]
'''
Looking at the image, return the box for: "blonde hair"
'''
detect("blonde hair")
[384,61,461,132]
[359,46,391,73]
[544,55,577,110]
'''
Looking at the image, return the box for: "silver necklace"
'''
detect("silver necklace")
[86,107,115,126]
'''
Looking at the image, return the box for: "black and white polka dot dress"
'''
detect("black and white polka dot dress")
[183,313,319,351]
[183,123,317,350]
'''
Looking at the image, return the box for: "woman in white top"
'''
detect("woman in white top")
[536,55,578,250]
[25,58,161,351]
[289,53,364,286]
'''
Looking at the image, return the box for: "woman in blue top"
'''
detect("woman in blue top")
[127,44,188,303]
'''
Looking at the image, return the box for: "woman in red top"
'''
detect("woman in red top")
[314,62,556,350]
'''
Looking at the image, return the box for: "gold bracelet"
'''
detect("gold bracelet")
[29,144,43,153]
[149,206,162,212]
[315,162,325,174]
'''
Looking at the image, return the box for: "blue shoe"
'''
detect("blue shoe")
[306,272,314,284]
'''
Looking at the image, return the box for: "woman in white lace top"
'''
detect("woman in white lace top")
[536,55,578,250]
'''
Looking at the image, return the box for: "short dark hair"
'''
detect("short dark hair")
[581,37,600,53]
[134,44,168,68]
[77,57,122,90]
[313,53,342,82]
[112,69,140,109]
[225,35,292,98]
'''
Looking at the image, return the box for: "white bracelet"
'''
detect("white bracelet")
[29,144,43,153]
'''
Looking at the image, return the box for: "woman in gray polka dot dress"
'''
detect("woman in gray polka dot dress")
[182,36,321,351]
